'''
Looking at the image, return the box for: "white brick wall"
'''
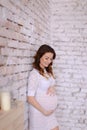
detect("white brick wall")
[50,0,87,130]
[0,0,51,130]
[0,0,87,130]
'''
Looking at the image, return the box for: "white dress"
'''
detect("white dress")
[28,68,58,130]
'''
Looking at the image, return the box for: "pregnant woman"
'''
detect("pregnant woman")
[27,44,59,130]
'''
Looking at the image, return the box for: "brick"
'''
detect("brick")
[0,27,30,42]
[1,48,30,57]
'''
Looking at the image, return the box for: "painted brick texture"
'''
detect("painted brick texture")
[0,0,50,130]
[0,0,87,130]
[50,0,87,130]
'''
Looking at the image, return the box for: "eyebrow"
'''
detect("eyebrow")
[45,56,53,59]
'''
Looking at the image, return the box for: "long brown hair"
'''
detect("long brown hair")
[33,44,56,77]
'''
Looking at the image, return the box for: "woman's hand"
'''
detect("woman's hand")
[28,96,56,116]
[43,109,55,116]
[47,86,56,96]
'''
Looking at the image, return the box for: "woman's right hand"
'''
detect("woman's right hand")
[43,109,55,116]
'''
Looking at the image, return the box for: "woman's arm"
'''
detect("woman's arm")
[27,96,54,116]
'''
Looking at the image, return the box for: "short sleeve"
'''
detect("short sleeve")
[28,69,39,96]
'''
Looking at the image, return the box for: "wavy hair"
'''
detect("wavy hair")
[33,44,56,78]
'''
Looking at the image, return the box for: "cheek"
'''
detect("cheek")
[40,58,44,64]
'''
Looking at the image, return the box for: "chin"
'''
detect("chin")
[45,65,49,67]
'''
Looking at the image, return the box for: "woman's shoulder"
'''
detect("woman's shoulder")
[28,69,39,80]
[30,68,39,75]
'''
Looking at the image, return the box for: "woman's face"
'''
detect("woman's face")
[40,52,53,69]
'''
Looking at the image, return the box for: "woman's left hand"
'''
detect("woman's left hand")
[47,86,56,96]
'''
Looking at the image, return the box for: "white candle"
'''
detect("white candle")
[1,91,11,111]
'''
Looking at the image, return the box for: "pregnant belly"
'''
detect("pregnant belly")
[36,93,58,110]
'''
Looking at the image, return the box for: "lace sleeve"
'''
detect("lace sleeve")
[28,69,39,96]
